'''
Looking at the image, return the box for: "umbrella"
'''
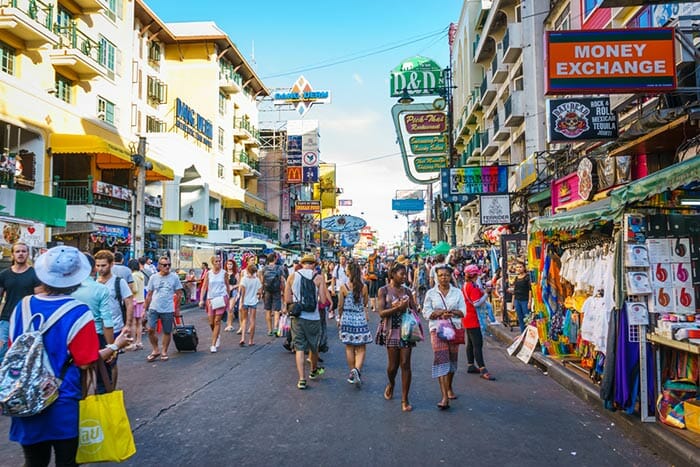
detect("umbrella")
[230,238,279,250]
[429,241,451,256]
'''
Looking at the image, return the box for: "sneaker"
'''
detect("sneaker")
[352,368,362,388]
[215,336,221,348]
[346,372,355,384]
[210,346,217,353]
[309,367,325,380]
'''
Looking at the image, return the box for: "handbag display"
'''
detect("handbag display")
[209,295,226,310]
[76,359,136,464]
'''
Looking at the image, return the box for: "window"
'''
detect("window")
[217,163,224,179]
[218,127,225,152]
[0,41,15,75]
[584,0,603,18]
[55,6,73,42]
[97,97,115,125]
[146,116,167,133]
[99,37,116,73]
[104,0,123,21]
[148,42,161,63]
[554,5,570,31]
[219,92,226,115]
[55,73,72,103]
[629,7,652,28]
[146,76,167,104]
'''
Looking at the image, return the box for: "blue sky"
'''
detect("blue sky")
[146,0,460,244]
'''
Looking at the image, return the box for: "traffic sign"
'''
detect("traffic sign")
[302,151,319,167]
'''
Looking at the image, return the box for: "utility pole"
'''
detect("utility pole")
[131,136,149,259]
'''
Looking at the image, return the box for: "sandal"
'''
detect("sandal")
[384,384,394,400]
[401,401,413,412]
[480,369,496,381]
[224,326,234,332]
[437,402,450,410]
[297,379,307,390]
[160,354,169,361]
[146,353,159,362]
[467,365,480,374]
[239,341,246,347]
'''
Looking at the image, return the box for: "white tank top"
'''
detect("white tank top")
[208,269,227,299]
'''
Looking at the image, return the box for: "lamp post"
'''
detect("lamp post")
[443,66,457,248]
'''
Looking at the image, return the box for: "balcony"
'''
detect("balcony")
[233,117,260,145]
[72,0,103,12]
[49,22,105,79]
[0,0,59,48]
[232,151,260,177]
[209,218,219,230]
[504,92,525,127]
[493,113,510,141]
[490,52,507,84]
[54,178,132,212]
[479,76,496,107]
[502,23,522,64]
[219,70,242,94]
[225,222,278,241]
[481,130,499,159]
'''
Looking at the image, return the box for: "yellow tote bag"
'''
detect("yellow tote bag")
[76,389,136,463]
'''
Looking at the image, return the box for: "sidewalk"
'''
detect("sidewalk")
[487,323,700,465]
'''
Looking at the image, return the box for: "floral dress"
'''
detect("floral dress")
[339,287,372,345]
[375,285,415,348]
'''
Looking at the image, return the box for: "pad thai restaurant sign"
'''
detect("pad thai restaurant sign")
[547,97,618,142]
[545,28,676,94]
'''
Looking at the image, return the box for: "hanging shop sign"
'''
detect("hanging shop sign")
[513,153,538,191]
[392,198,425,213]
[160,220,208,237]
[340,231,360,247]
[545,28,676,94]
[414,156,448,173]
[597,155,632,190]
[286,166,302,183]
[404,112,447,134]
[321,215,367,233]
[93,180,132,201]
[144,194,162,208]
[577,157,595,201]
[551,171,588,211]
[547,97,618,142]
[295,200,321,214]
[409,134,448,154]
[338,199,352,206]
[273,76,331,117]
[302,166,318,183]
[175,98,213,147]
[479,195,511,225]
[390,56,445,97]
[287,135,302,156]
[440,166,509,203]
[90,224,131,247]
[0,220,44,248]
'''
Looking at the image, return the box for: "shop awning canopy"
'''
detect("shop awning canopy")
[530,197,617,232]
[223,198,278,221]
[49,134,174,181]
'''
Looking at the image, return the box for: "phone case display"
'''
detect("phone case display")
[626,301,650,326]
[626,271,653,295]
[625,245,650,267]
[652,263,672,287]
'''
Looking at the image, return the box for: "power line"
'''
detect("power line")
[261,27,448,80]
[338,152,402,167]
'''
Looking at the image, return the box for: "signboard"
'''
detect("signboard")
[175,98,213,147]
[414,156,447,173]
[295,200,321,214]
[404,112,447,134]
[338,199,352,206]
[551,171,584,211]
[286,166,302,183]
[287,135,302,156]
[273,76,331,116]
[547,97,618,142]
[302,151,319,167]
[409,134,447,154]
[390,56,445,97]
[545,28,676,94]
[340,231,360,247]
[321,215,367,233]
[440,167,509,203]
[302,166,318,183]
[392,198,425,212]
[281,191,290,220]
[480,195,511,225]
[513,154,538,191]
[516,325,540,364]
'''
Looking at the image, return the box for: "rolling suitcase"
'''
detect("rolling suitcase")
[173,315,198,352]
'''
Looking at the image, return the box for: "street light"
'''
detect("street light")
[398,88,414,105]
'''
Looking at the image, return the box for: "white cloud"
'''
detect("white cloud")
[352,73,363,85]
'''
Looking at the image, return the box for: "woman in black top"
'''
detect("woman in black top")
[224,259,239,332]
[509,261,531,332]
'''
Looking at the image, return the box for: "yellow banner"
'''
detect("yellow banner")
[313,163,337,209]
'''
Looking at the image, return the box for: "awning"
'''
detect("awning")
[528,188,551,205]
[223,199,279,221]
[49,134,174,181]
[530,197,618,232]
[610,155,700,210]
[160,220,208,237]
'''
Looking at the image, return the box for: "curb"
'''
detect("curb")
[487,323,700,465]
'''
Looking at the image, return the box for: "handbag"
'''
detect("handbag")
[400,309,424,343]
[76,359,136,463]
[437,293,465,345]
[210,295,226,310]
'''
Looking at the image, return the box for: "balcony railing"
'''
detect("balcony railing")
[3,0,55,30]
[493,113,500,134]
[504,95,512,119]
[225,222,278,240]
[209,218,219,230]
[503,28,510,55]
[145,205,161,218]
[480,130,489,152]
[234,117,260,141]
[53,177,131,212]
[53,21,102,64]
[480,77,487,100]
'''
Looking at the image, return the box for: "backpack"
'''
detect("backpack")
[263,265,282,293]
[418,266,427,288]
[114,277,127,323]
[0,297,81,417]
[290,272,318,317]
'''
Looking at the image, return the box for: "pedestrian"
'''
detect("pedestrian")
[331,255,349,321]
[7,245,132,467]
[422,264,466,409]
[112,251,136,294]
[509,260,532,332]
[366,248,380,311]
[376,262,419,412]
[462,264,496,381]
[199,255,229,353]
[138,256,152,287]
[0,242,42,363]
[338,261,372,387]
[144,257,157,276]
[261,252,284,336]
[284,254,330,389]
[197,262,209,302]
[144,256,183,361]
[184,268,197,303]
[238,262,262,346]
[223,258,239,332]
[413,258,428,309]
[128,259,146,350]
[94,250,133,388]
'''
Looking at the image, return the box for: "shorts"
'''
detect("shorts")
[0,319,9,363]
[331,294,338,310]
[133,301,145,319]
[148,310,175,334]
[368,280,379,298]
[263,290,282,311]
[206,297,228,316]
[291,317,321,353]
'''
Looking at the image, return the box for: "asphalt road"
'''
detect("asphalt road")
[0,307,673,466]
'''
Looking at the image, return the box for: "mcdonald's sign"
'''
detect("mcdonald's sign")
[287,166,302,183]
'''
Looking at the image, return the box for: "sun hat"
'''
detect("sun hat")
[396,255,410,266]
[34,245,92,288]
[300,254,317,264]
[465,264,481,276]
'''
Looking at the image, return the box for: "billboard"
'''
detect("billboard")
[273,76,331,116]
[547,97,618,143]
[390,56,445,97]
[480,195,511,225]
[545,28,676,94]
[440,167,509,203]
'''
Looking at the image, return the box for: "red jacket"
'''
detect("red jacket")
[461,281,483,329]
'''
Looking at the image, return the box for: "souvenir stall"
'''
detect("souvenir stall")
[529,156,700,437]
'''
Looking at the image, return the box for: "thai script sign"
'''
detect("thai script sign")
[175,98,213,147]
[545,28,676,94]
[547,97,618,142]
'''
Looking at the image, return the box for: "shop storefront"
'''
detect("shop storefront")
[528,156,700,440]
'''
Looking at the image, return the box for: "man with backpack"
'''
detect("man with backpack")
[262,252,286,337]
[94,250,133,388]
[284,254,330,390]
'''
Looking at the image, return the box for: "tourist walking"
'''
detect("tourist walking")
[338,261,372,387]
[224,258,240,332]
[510,260,532,332]
[144,256,183,361]
[422,264,466,409]
[199,255,229,353]
[462,264,496,381]
[239,263,262,346]
[376,262,419,412]
[128,258,146,350]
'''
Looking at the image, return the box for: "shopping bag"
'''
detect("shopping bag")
[400,310,424,343]
[210,295,226,310]
[277,314,290,337]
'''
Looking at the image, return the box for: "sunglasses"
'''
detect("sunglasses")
[160,263,171,267]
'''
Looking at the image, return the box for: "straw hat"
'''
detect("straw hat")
[396,255,410,266]
[34,246,91,288]
[300,254,317,264]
